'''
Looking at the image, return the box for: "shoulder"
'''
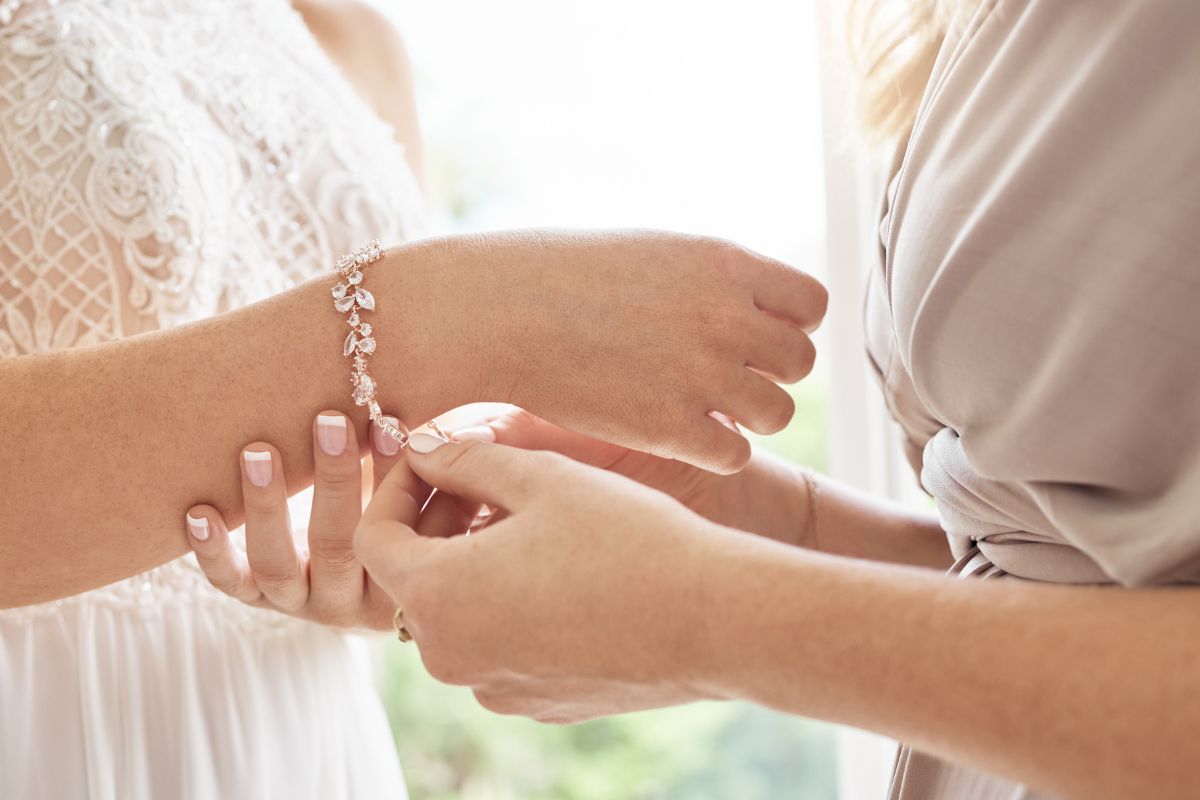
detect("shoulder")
[292,0,423,177]
[292,0,416,119]
[294,0,410,68]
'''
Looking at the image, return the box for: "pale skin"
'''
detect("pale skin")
[339,412,1199,800]
[19,7,1186,798]
[0,229,821,610]
[178,1,440,630]
[0,4,827,608]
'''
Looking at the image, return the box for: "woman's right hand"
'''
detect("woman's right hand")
[388,229,826,474]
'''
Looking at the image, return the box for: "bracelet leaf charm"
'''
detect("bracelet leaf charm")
[331,239,414,446]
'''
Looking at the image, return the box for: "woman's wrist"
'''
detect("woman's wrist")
[367,241,486,428]
[683,523,816,702]
[705,452,813,547]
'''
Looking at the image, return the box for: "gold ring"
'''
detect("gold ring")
[392,607,413,643]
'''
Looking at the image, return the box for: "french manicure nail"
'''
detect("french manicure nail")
[243,450,273,487]
[317,413,348,456]
[409,432,449,454]
[452,425,495,443]
[373,416,402,457]
[186,514,210,541]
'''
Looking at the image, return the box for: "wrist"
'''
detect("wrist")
[679,521,802,702]
[711,453,813,547]
[369,243,479,427]
[688,527,821,706]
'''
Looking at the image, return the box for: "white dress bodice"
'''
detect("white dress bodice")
[0,1,422,796]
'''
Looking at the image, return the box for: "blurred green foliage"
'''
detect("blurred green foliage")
[375,378,835,800]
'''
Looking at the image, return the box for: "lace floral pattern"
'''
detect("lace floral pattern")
[0,0,426,622]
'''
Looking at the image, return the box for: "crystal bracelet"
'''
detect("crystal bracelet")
[332,239,448,447]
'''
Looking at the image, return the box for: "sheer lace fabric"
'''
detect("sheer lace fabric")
[1,1,423,795]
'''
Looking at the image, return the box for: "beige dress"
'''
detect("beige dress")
[867,0,1200,797]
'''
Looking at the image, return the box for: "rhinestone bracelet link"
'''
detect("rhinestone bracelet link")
[332,239,449,448]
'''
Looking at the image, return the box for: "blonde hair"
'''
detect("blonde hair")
[849,0,956,143]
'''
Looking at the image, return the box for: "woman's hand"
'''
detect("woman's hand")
[452,408,814,547]
[388,229,826,475]
[353,437,754,721]
[183,411,413,631]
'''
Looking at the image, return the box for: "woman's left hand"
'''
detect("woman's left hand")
[184,411,412,631]
[354,436,751,722]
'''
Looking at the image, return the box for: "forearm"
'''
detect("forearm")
[700,536,1197,799]
[722,452,949,569]
[0,243,455,607]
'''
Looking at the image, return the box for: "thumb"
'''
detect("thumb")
[405,438,560,511]
[354,457,440,588]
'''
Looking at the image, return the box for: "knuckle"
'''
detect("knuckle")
[242,492,285,518]
[717,434,753,475]
[252,563,300,594]
[314,461,362,494]
[420,648,466,685]
[761,390,796,434]
[308,540,359,577]
[474,690,521,716]
[532,708,574,726]
[205,571,242,598]
[500,407,541,437]
[772,340,815,384]
[438,438,482,472]
[202,567,258,604]
[307,603,357,630]
[793,336,817,378]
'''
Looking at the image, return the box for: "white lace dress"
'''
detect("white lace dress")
[0,1,424,797]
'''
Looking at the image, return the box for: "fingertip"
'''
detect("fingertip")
[756,387,796,435]
[697,417,753,476]
[371,416,403,459]
[315,410,350,458]
[715,437,753,475]
[408,431,454,455]
[241,443,279,488]
[186,505,223,543]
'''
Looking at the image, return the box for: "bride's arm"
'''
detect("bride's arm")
[0,230,826,608]
[0,250,435,608]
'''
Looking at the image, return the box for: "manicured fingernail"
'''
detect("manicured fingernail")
[317,413,348,456]
[409,432,449,454]
[373,416,402,457]
[452,425,495,443]
[243,450,273,487]
[186,513,209,541]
